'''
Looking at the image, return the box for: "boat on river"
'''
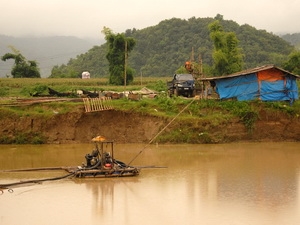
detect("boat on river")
[66,136,140,178]
[0,136,140,192]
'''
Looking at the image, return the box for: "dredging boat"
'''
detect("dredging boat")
[66,136,140,178]
[0,136,141,192]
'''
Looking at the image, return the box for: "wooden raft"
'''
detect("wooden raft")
[82,97,113,112]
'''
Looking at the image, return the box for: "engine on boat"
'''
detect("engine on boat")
[85,149,99,167]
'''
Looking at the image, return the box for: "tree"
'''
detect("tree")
[49,64,79,78]
[283,51,300,75]
[1,47,41,78]
[208,20,244,76]
[102,27,136,85]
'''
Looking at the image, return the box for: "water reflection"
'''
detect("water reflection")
[72,178,140,217]
[0,142,300,225]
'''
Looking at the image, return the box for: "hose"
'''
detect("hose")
[0,167,68,173]
[0,171,76,191]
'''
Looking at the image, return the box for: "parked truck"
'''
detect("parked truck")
[167,73,196,97]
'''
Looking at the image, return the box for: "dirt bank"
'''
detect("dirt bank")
[0,108,164,144]
[0,107,299,144]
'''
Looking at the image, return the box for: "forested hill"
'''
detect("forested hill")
[52,17,295,78]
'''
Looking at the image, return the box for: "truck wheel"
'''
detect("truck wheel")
[167,89,173,97]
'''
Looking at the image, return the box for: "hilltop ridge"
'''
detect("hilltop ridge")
[50,17,296,78]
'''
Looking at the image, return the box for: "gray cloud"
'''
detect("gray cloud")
[1,0,299,38]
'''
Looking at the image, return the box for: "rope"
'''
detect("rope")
[127,98,196,166]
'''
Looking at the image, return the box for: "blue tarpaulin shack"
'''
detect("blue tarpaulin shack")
[199,65,299,101]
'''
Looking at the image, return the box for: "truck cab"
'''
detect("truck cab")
[167,73,196,97]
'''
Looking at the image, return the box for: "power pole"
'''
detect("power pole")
[190,47,195,62]
[124,40,127,89]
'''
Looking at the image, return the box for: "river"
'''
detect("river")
[0,142,300,225]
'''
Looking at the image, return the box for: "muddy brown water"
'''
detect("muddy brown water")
[0,142,300,225]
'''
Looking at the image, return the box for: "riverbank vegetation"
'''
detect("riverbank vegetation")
[0,77,299,144]
[1,77,299,118]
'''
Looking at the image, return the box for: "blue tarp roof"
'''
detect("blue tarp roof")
[215,73,258,101]
[215,73,299,101]
[200,65,299,101]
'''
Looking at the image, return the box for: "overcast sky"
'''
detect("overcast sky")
[1,0,299,39]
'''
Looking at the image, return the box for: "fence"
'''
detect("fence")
[82,97,113,112]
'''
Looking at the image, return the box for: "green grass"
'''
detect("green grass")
[0,77,168,97]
